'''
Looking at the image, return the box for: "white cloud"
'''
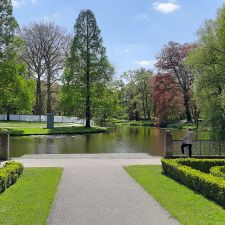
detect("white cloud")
[135,60,156,68]
[12,0,25,8]
[153,1,180,13]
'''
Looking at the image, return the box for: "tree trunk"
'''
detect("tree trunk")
[7,111,10,121]
[85,13,91,128]
[142,97,146,120]
[133,102,139,121]
[145,92,150,120]
[183,92,192,122]
[86,93,91,127]
[85,68,91,127]
[36,75,42,115]
[47,67,52,113]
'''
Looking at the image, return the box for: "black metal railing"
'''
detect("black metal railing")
[172,140,225,157]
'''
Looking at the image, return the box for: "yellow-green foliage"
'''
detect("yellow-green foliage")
[0,161,23,193]
[210,166,225,179]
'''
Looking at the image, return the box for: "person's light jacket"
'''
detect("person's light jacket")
[182,131,194,144]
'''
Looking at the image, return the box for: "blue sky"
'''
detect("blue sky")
[12,0,225,77]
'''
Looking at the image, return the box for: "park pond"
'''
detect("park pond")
[8,125,224,157]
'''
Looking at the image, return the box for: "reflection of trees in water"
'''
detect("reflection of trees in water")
[34,137,56,154]
[34,138,42,154]
[11,126,197,157]
[10,137,36,157]
[128,127,139,137]
[143,127,151,138]
[85,135,91,153]
[148,128,164,156]
[46,138,55,154]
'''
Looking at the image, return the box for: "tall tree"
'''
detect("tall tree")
[136,68,152,120]
[41,23,69,113]
[0,0,18,61]
[20,24,46,115]
[156,42,195,122]
[187,6,225,131]
[0,55,35,117]
[91,81,119,121]
[0,0,35,118]
[62,9,113,127]
[151,73,184,124]
[121,68,152,120]
[21,22,69,114]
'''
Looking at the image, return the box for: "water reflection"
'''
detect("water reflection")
[9,126,224,157]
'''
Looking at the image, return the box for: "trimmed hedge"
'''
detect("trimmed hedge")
[161,158,225,207]
[177,158,225,173]
[210,166,225,179]
[0,161,24,193]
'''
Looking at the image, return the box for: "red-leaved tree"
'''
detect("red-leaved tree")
[151,73,184,124]
[155,42,196,122]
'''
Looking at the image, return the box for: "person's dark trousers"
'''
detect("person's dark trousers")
[181,143,192,157]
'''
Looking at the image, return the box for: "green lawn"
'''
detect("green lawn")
[0,168,63,225]
[0,121,107,136]
[0,121,72,128]
[125,165,225,225]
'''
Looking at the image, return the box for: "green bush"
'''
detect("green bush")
[0,170,7,193]
[0,128,24,136]
[166,124,183,129]
[161,158,225,207]
[210,166,225,179]
[177,158,225,173]
[0,161,24,192]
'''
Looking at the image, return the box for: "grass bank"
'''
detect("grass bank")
[125,165,225,225]
[106,119,155,126]
[0,121,107,136]
[0,167,63,225]
[107,118,198,129]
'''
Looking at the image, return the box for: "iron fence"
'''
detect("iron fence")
[172,140,225,157]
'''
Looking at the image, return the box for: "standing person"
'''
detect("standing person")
[181,128,194,157]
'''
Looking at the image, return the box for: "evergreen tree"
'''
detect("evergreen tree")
[62,9,113,127]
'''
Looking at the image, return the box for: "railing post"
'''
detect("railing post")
[164,130,173,158]
[0,130,9,160]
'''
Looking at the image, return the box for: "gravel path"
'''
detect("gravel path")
[15,153,180,225]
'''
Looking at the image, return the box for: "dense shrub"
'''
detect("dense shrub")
[0,170,7,193]
[161,158,225,207]
[210,166,225,179]
[177,158,225,173]
[128,121,155,126]
[0,161,24,192]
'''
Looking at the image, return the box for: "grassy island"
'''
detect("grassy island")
[0,121,107,136]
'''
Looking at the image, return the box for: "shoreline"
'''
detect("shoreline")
[0,125,108,137]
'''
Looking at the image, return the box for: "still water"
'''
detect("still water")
[9,125,219,157]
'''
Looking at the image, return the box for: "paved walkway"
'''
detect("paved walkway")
[15,153,180,225]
